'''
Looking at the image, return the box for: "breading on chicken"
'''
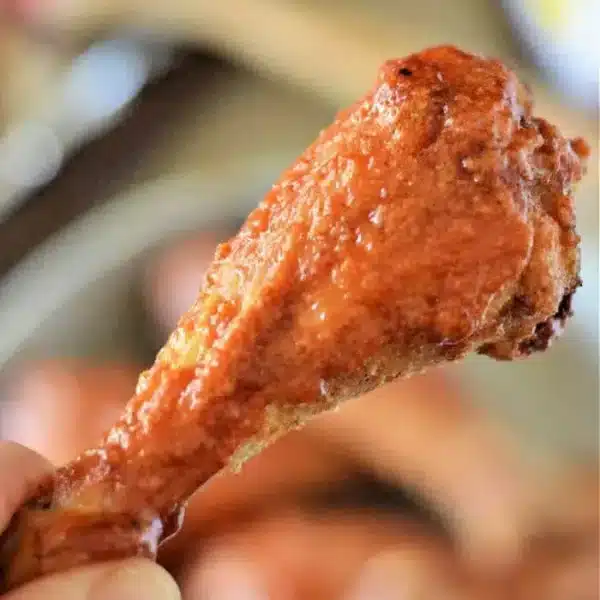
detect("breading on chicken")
[0,45,589,591]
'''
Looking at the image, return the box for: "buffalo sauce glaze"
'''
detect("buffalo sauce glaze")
[1,46,588,590]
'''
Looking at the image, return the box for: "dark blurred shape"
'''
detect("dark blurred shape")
[0,51,230,278]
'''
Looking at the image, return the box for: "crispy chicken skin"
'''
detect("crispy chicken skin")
[0,45,589,590]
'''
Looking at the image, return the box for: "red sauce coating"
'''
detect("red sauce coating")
[0,45,588,591]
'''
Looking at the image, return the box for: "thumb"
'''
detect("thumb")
[4,558,181,600]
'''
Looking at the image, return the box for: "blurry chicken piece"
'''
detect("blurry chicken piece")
[0,45,589,591]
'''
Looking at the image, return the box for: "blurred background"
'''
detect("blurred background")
[0,1,597,597]
[0,2,598,594]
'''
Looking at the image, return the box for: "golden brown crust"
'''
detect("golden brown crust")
[0,45,588,591]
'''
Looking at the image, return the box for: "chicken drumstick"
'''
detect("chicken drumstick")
[0,45,589,591]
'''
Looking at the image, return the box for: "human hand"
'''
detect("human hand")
[0,442,181,599]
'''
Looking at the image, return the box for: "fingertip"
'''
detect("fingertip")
[4,559,181,600]
[89,558,181,600]
[0,441,52,532]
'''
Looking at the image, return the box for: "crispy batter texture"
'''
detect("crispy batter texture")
[0,45,589,590]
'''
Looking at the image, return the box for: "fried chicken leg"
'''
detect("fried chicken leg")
[0,46,589,591]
